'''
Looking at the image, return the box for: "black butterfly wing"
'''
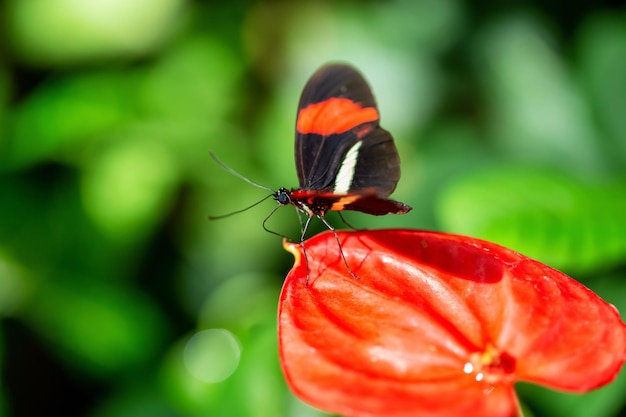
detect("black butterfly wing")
[294,64,401,198]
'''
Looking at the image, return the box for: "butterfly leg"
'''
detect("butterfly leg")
[318,216,359,280]
[337,212,357,230]
[299,214,314,285]
[262,203,291,239]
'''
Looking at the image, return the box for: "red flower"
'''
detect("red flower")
[278,229,626,417]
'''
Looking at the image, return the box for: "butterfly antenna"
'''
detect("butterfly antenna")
[209,152,274,192]
[208,193,274,220]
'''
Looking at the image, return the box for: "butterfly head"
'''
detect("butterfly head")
[275,188,292,206]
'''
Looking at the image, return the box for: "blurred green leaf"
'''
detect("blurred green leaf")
[586,273,626,320]
[0,254,31,317]
[135,34,247,182]
[160,306,287,416]
[518,367,626,417]
[198,273,280,333]
[0,167,133,282]
[232,320,289,417]
[81,135,180,244]
[3,71,136,170]
[577,13,626,169]
[0,65,9,134]
[25,280,167,377]
[436,166,626,274]
[401,120,495,230]
[476,16,606,176]
[158,275,281,416]
[140,35,244,122]
[159,337,225,416]
[373,0,463,52]
[90,385,180,417]
[5,0,185,65]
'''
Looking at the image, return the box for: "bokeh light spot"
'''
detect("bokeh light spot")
[183,329,242,383]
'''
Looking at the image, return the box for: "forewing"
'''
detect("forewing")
[295,64,380,191]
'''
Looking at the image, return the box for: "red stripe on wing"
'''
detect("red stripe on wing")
[297,98,378,135]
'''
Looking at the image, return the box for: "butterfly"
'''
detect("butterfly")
[210,63,411,280]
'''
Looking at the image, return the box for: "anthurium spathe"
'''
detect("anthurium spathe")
[278,229,626,417]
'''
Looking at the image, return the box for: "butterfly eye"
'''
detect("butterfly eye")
[276,188,291,205]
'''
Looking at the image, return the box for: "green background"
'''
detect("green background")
[1,0,625,416]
